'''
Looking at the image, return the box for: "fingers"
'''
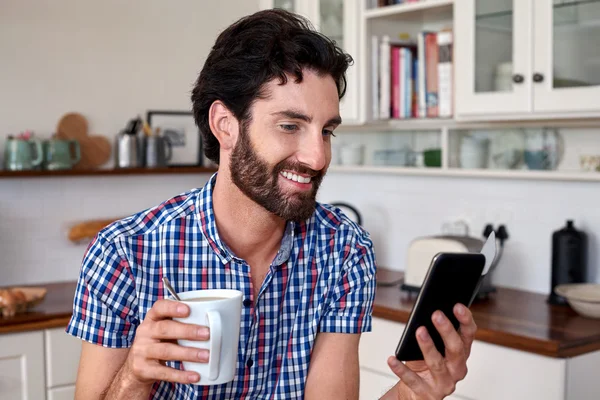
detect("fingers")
[145,342,209,363]
[431,310,465,364]
[146,299,189,321]
[387,356,428,396]
[415,326,452,382]
[136,363,200,385]
[149,319,210,341]
[454,304,477,359]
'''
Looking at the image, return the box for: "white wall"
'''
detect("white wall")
[0,0,259,285]
[0,0,260,157]
[318,172,600,295]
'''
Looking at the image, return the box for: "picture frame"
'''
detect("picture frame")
[146,110,202,167]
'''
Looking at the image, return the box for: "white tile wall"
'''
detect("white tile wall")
[0,174,211,285]
[317,171,600,295]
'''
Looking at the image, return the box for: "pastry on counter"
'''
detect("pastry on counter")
[0,287,47,318]
[0,288,26,317]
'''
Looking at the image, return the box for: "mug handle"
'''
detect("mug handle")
[206,310,222,380]
[70,140,81,165]
[30,140,44,167]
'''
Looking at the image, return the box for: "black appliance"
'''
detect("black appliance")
[548,220,588,305]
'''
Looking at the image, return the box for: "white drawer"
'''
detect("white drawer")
[47,385,75,400]
[359,367,397,400]
[455,340,566,400]
[359,317,406,374]
[45,328,82,388]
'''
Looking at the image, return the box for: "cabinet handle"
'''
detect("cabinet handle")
[512,74,524,84]
[533,73,544,83]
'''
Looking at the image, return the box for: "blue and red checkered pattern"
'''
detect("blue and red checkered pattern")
[66,173,377,399]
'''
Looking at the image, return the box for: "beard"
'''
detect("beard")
[229,122,325,221]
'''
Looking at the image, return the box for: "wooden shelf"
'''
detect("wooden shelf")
[0,166,217,179]
[329,165,600,183]
[365,0,453,21]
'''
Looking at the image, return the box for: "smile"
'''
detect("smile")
[280,171,312,184]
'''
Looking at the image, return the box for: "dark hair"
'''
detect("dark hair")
[191,9,353,164]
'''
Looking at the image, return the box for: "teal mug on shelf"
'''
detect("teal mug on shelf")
[4,137,43,171]
[44,139,81,170]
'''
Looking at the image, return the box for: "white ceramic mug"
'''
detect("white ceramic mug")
[173,289,243,385]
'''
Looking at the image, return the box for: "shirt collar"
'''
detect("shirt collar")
[196,172,295,267]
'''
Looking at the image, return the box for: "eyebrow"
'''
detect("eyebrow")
[272,109,342,126]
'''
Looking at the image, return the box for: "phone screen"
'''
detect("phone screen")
[395,252,485,361]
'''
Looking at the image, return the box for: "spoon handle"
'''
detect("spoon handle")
[162,277,181,301]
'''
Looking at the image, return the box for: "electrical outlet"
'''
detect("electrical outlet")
[441,218,470,236]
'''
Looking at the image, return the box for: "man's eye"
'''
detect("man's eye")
[280,124,298,132]
[323,129,336,138]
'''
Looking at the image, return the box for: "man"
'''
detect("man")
[67,9,476,399]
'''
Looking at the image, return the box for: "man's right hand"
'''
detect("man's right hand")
[122,299,210,387]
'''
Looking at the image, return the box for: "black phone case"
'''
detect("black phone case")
[395,252,486,361]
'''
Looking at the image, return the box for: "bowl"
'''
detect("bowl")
[555,283,600,319]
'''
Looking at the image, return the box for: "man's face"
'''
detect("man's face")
[230,69,341,221]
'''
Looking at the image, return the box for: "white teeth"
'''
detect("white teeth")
[280,171,311,184]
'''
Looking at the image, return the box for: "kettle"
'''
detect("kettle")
[4,135,43,171]
[548,220,588,305]
[115,117,142,168]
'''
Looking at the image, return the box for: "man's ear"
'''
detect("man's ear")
[208,100,239,151]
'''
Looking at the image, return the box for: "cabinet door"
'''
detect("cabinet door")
[258,0,360,123]
[45,328,82,388]
[455,0,532,118]
[0,331,45,400]
[359,368,397,400]
[47,386,75,400]
[259,0,298,12]
[533,0,600,116]
[316,0,360,123]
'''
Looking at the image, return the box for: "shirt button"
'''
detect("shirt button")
[243,298,252,308]
[246,358,254,367]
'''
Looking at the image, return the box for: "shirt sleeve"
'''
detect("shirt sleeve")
[319,232,377,334]
[66,233,139,348]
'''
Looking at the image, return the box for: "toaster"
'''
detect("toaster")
[401,235,484,293]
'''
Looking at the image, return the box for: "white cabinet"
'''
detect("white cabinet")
[0,328,81,400]
[45,328,81,388]
[47,386,76,400]
[361,317,600,400]
[258,0,361,124]
[455,0,600,121]
[0,331,45,400]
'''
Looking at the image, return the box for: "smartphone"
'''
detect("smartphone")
[395,252,486,361]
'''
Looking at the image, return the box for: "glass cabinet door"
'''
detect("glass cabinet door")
[455,0,532,117]
[533,0,600,114]
[319,0,344,49]
[273,0,296,12]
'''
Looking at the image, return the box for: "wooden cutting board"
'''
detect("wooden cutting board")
[56,112,111,169]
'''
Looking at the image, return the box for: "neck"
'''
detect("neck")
[212,169,286,264]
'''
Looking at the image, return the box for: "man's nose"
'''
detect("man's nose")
[297,131,327,172]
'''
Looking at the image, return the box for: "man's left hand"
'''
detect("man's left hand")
[386,303,477,400]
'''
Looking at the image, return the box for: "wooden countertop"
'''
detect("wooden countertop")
[0,281,76,335]
[3,271,600,358]
[375,269,600,358]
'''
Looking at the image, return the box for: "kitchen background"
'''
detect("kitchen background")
[1,0,599,297]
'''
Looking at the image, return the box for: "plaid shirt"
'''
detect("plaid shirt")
[66,173,377,399]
